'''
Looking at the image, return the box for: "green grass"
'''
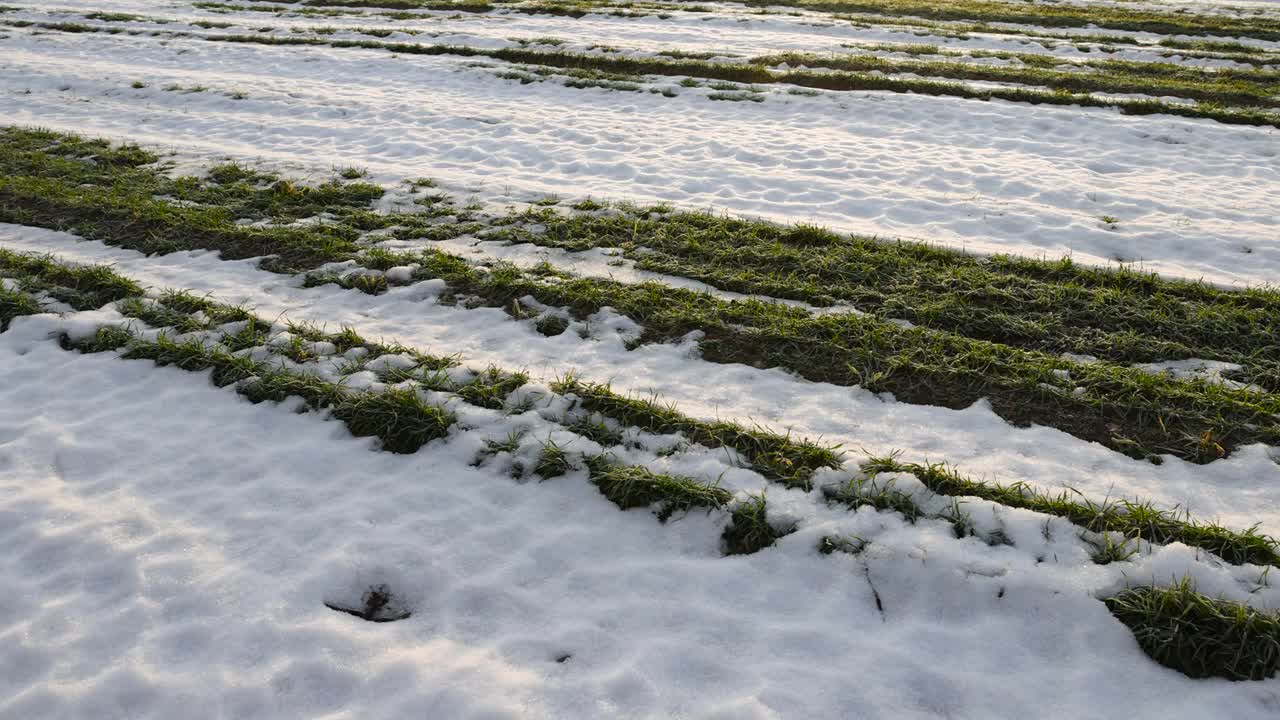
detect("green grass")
[0,127,469,273]
[762,0,1280,43]
[188,34,1280,127]
[60,327,458,452]
[0,256,797,558]
[835,23,1280,65]
[534,440,575,478]
[753,50,1280,110]
[116,296,823,483]
[8,252,1277,586]
[455,366,529,409]
[203,0,1280,45]
[249,0,497,11]
[0,247,143,310]
[554,375,843,487]
[1106,581,1280,680]
[861,456,1280,566]
[498,205,1280,393]
[429,257,1278,464]
[0,245,837,489]
[0,285,42,331]
[18,18,1278,126]
[534,313,570,336]
[822,474,927,525]
[331,385,456,452]
[9,252,1279,679]
[722,493,793,554]
[565,415,625,447]
[6,127,1279,465]
[837,39,1279,69]
[84,11,145,22]
[586,457,733,521]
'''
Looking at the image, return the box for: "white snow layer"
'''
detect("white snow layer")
[3,1,1280,717]
[0,6,1277,287]
[3,303,1280,720]
[5,224,1279,535]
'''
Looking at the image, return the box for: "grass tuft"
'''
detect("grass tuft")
[0,285,42,330]
[722,493,792,555]
[586,457,732,521]
[1106,581,1280,681]
[331,385,456,452]
[533,439,575,479]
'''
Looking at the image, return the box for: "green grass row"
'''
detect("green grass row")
[0,250,797,553]
[0,284,41,331]
[0,247,142,329]
[0,237,840,487]
[137,0,1280,69]
[495,206,1280,393]
[186,0,1280,65]
[220,0,1280,42]
[191,32,1280,126]
[858,456,1279,566]
[5,256,1274,683]
[553,375,842,487]
[757,0,1280,43]
[14,249,1267,565]
[178,32,1280,126]
[191,11,1280,108]
[213,0,658,18]
[0,246,143,311]
[348,241,1280,463]
[834,40,1279,72]
[4,127,1279,464]
[14,18,1279,126]
[830,16,1280,63]
[753,50,1280,110]
[65,325,459,452]
[203,16,1280,108]
[50,0,1279,68]
[0,127,460,272]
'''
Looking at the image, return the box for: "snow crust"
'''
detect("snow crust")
[6,225,1279,535]
[3,306,1280,719]
[1,3,1278,287]
[3,1,1280,716]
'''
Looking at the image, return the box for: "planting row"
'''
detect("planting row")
[3,247,1275,566]
[3,128,1277,464]
[10,17,1278,126]
[4,248,1278,679]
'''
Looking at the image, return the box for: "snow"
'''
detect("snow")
[0,8,1278,287]
[3,310,1280,719]
[6,224,1279,536]
[3,0,1280,715]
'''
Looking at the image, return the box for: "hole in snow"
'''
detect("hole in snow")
[324,584,411,623]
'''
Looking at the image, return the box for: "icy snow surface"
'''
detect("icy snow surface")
[0,1,1278,286]
[3,306,1280,719]
[3,0,1280,717]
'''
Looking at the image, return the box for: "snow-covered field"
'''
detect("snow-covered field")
[2,0,1280,717]
[2,1,1279,285]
